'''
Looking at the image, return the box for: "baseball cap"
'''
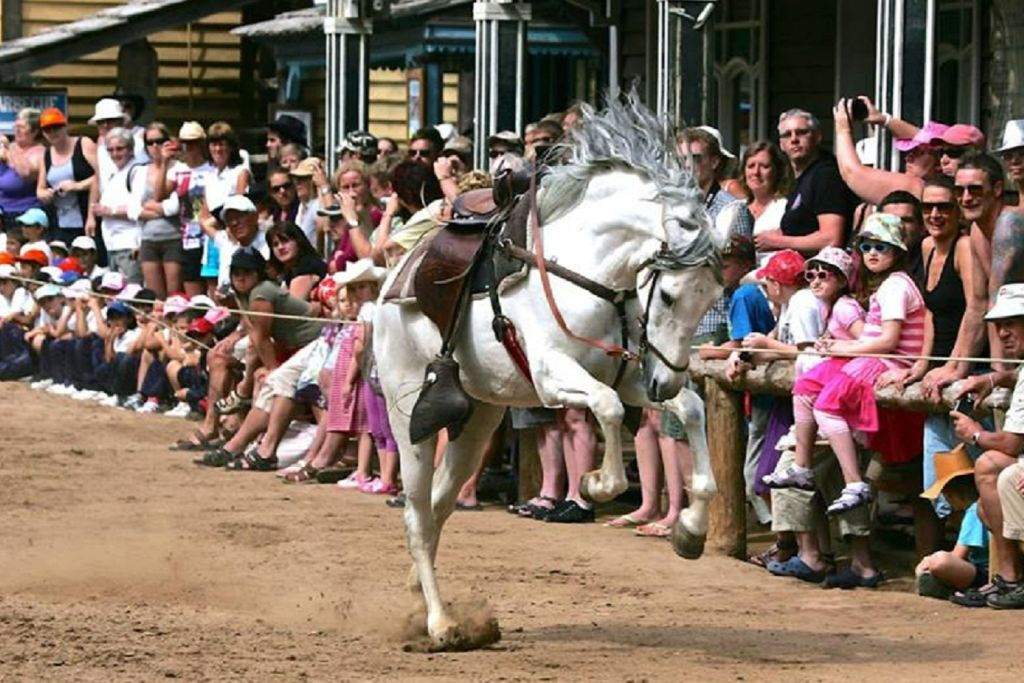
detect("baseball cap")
[71,235,98,251]
[0,252,13,266]
[64,277,92,298]
[219,195,257,221]
[34,284,63,301]
[106,300,133,317]
[163,294,191,316]
[99,271,127,292]
[806,246,855,282]
[117,283,142,301]
[985,283,1024,321]
[188,294,216,309]
[186,317,215,337]
[39,107,67,128]
[48,240,68,254]
[230,246,266,272]
[15,249,49,267]
[179,121,206,141]
[39,266,63,283]
[755,249,806,286]
[0,264,16,279]
[59,257,84,274]
[16,208,49,229]
[696,125,735,159]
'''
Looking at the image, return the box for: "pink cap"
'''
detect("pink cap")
[894,121,949,152]
[937,124,985,149]
[99,271,126,292]
[162,294,190,316]
[116,284,142,301]
[203,307,232,325]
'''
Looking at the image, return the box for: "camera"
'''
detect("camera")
[954,396,975,415]
[738,351,754,364]
[847,98,869,122]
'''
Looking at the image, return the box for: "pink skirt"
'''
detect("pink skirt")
[793,356,889,434]
[325,329,368,434]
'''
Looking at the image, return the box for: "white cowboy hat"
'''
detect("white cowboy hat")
[333,258,387,286]
[88,98,128,124]
[696,125,735,159]
[996,119,1024,153]
[986,283,1024,321]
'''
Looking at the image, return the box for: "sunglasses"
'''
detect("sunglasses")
[921,200,956,212]
[408,149,432,158]
[271,182,294,193]
[145,137,168,146]
[41,125,65,133]
[803,268,834,282]
[779,128,811,140]
[955,184,986,197]
[858,240,893,255]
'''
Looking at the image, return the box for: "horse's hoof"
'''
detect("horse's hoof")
[671,518,706,560]
[580,470,626,504]
[426,615,501,652]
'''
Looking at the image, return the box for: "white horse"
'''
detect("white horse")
[374,95,733,650]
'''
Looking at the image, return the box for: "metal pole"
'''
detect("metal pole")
[358,32,368,131]
[489,19,499,135]
[890,0,904,171]
[923,0,935,123]
[608,0,619,98]
[879,0,891,171]
[474,17,483,169]
[516,19,525,133]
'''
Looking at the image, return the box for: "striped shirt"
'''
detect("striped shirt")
[861,272,926,368]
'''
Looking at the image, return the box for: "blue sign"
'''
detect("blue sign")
[0,89,68,135]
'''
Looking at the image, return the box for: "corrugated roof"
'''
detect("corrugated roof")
[0,0,261,81]
[232,0,474,39]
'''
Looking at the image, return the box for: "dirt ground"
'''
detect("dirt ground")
[0,383,1020,682]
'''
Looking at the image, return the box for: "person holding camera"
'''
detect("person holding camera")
[950,283,1024,607]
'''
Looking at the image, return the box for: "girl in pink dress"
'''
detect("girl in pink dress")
[763,213,926,514]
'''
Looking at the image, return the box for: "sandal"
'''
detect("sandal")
[508,495,558,515]
[952,575,1013,607]
[214,390,251,416]
[282,463,320,483]
[276,459,307,478]
[634,522,671,538]
[225,449,278,472]
[766,556,827,583]
[315,466,354,484]
[170,430,218,452]
[603,513,651,529]
[193,447,238,468]
[749,540,798,569]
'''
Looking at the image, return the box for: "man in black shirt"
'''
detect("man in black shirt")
[755,109,856,255]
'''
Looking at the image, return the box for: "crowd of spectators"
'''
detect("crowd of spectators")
[3,91,1024,609]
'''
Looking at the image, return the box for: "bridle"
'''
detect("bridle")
[635,258,690,374]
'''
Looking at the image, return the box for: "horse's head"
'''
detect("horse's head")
[637,202,735,402]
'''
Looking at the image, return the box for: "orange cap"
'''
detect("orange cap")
[0,252,14,265]
[15,250,49,267]
[39,107,67,128]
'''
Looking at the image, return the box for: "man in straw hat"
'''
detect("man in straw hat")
[951,283,1024,607]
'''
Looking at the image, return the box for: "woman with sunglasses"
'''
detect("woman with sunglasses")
[199,122,250,294]
[132,122,183,298]
[35,108,99,243]
[265,168,298,225]
[266,220,325,301]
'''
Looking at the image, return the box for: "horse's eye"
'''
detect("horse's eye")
[660,289,674,306]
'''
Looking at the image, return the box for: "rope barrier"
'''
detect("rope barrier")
[5,272,1021,367]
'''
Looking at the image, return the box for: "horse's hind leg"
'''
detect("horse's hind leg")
[662,386,717,559]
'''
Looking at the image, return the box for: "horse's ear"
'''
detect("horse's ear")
[711,202,739,250]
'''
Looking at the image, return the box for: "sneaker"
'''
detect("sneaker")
[762,464,816,491]
[121,393,145,411]
[93,392,115,404]
[48,383,75,396]
[337,472,369,490]
[986,580,1024,609]
[826,483,873,515]
[136,400,161,414]
[30,379,53,390]
[98,394,120,408]
[359,478,399,495]
[543,499,595,524]
[165,402,193,418]
[71,389,98,401]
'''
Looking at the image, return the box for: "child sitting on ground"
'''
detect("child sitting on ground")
[916,445,988,601]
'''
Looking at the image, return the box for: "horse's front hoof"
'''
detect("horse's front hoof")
[580,470,627,503]
[671,518,706,560]
[425,614,501,652]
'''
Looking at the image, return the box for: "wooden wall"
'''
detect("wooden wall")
[6,0,244,131]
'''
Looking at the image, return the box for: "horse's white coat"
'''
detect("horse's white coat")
[374,115,731,651]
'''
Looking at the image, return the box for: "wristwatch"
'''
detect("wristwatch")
[971,431,982,446]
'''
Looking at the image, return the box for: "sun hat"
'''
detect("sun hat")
[268,114,307,144]
[71,235,97,251]
[755,249,806,287]
[985,283,1024,321]
[487,130,524,150]
[920,444,975,500]
[16,208,49,229]
[178,121,206,141]
[15,249,48,267]
[858,212,908,251]
[442,135,473,157]
[163,294,191,316]
[99,271,127,292]
[996,119,1024,154]
[186,317,215,337]
[807,246,855,282]
[0,264,16,279]
[219,194,257,221]
[937,124,985,149]
[39,107,67,128]
[696,125,735,159]
[894,121,950,152]
[341,130,378,156]
[34,283,63,301]
[289,157,320,178]
[334,258,387,286]
[89,98,128,125]
[229,246,266,272]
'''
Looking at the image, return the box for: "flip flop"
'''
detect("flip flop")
[634,522,671,538]
[603,513,650,528]
[455,501,484,511]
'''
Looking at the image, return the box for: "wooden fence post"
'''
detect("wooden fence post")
[705,377,747,559]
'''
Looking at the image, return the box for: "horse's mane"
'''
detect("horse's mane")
[539,91,704,226]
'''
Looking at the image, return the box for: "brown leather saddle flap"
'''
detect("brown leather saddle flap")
[452,188,497,219]
[412,228,487,334]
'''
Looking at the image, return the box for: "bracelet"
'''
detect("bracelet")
[882,113,892,127]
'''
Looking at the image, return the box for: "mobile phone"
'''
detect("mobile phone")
[954,396,975,414]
